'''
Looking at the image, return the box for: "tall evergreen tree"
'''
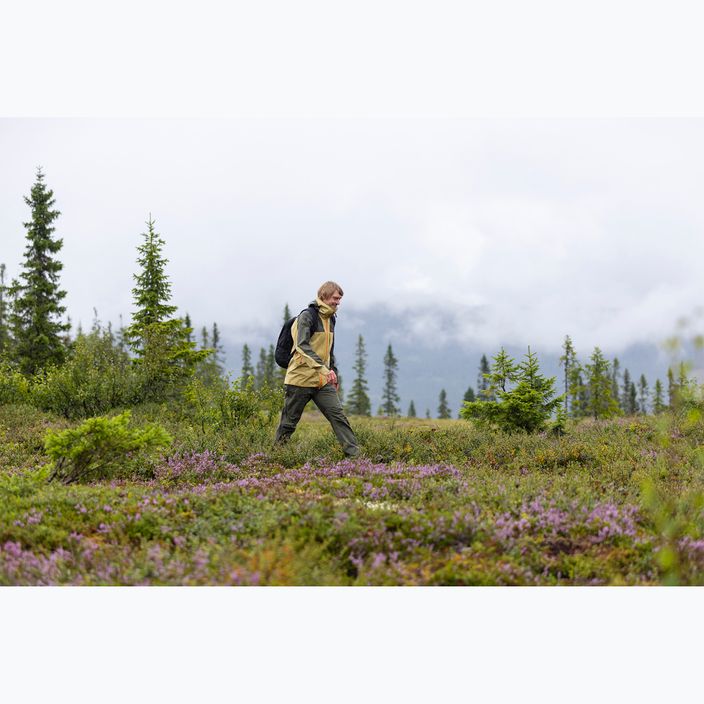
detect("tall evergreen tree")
[628,380,638,415]
[255,347,267,389]
[621,368,632,413]
[241,344,254,383]
[653,378,665,414]
[347,334,371,416]
[460,386,475,418]
[116,314,127,354]
[283,304,292,324]
[637,374,649,414]
[477,354,492,400]
[125,216,208,397]
[212,322,225,374]
[408,400,417,418]
[196,322,225,386]
[437,389,451,419]
[568,362,589,419]
[585,347,619,419]
[9,168,69,375]
[0,263,11,355]
[381,344,400,416]
[611,357,621,408]
[184,313,193,344]
[559,335,577,414]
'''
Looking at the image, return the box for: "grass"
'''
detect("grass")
[1,403,704,585]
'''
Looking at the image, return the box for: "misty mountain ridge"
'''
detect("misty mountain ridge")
[217,303,699,419]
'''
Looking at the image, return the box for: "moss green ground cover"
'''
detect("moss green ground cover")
[2,404,704,585]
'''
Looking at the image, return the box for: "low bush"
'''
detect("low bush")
[44,410,172,484]
[31,328,144,419]
[0,362,31,405]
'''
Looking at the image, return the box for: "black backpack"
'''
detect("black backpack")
[275,304,335,369]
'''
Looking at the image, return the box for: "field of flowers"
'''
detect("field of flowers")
[2,403,704,585]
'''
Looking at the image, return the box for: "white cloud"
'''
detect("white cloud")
[2,118,704,354]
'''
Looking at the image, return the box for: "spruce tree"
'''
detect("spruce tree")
[381,344,400,416]
[10,168,69,375]
[559,335,577,414]
[347,334,371,416]
[477,354,492,400]
[408,400,417,418]
[653,378,665,414]
[585,347,619,419]
[125,216,208,398]
[460,387,475,418]
[212,323,225,373]
[184,313,193,344]
[488,348,518,394]
[628,380,638,415]
[0,263,11,355]
[461,347,562,433]
[116,314,127,354]
[567,362,588,419]
[621,368,632,413]
[638,374,649,414]
[437,389,451,419]
[425,408,431,419]
[255,347,266,390]
[611,357,621,409]
[195,322,225,387]
[241,344,254,383]
[283,304,292,324]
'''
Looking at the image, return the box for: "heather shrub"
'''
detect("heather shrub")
[31,328,144,419]
[44,410,172,484]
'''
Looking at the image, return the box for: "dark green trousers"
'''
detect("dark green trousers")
[275,384,360,457]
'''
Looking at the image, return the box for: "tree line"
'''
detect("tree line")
[1,169,688,423]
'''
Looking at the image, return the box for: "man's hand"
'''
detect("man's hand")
[327,369,338,388]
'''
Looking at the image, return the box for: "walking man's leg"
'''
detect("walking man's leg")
[275,385,314,444]
[313,384,360,457]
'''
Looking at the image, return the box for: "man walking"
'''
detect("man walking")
[275,281,360,458]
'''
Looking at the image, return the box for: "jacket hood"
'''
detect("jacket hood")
[314,298,337,319]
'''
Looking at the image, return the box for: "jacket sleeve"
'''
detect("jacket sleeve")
[294,310,330,375]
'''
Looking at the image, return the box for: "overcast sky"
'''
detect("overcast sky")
[2,118,704,356]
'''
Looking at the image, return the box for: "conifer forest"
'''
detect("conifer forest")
[3,169,704,586]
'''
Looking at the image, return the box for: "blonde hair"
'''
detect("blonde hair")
[317,281,344,299]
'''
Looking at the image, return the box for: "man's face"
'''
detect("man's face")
[322,291,343,310]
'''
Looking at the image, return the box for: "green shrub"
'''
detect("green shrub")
[184,376,284,432]
[0,362,31,405]
[461,348,563,433]
[31,328,144,419]
[44,410,172,484]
